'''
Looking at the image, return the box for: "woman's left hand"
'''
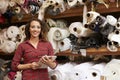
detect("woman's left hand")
[40,55,57,69]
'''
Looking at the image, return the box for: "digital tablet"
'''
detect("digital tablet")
[47,56,57,61]
[38,55,57,68]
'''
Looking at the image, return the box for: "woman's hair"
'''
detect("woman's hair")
[25,18,48,41]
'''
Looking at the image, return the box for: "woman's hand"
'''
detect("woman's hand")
[40,55,57,69]
[31,62,41,70]
[17,62,41,70]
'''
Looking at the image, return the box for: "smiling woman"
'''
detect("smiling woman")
[11,18,57,80]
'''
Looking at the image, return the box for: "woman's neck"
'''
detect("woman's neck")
[29,37,39,43]
[29,37,39,49]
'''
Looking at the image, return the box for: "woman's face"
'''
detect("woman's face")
[29,20,41,38]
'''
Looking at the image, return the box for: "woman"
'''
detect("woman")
[11,18,57,80]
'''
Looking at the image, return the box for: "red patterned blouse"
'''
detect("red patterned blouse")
[11,40,55,80]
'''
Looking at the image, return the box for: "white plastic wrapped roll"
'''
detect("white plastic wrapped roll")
[1,40,16,54]
[53,28,70,41]
[86,11,100,24]
[38,0,62,21]
[103,59,120,80]
[69,22,93,38]
[58,38,71,51]
[0,38,5,49]
[19,25,26,37]
[16,25,26,47]
[3,29,8,40]
[47,27,58,51]
[46,18,57,27]
[116,22,120,30]
[106,15,117,26]
[48,27,70,53]
[0,28,8,40]
[0,29,8,46]
[107,41,118,52]
[108,30,120,44]
[118,17,120,22]
[69,22,83,37]
[70,62,94,80]
[14,71,22,80]
[56,19,67,28]
[0,0,9,14]
[7,26,20,41]
[49,62,76,80]
[85,63,106,80]
[67,0,78,8]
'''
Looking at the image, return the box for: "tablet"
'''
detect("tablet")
[38,55,57,68]
[47,56,57,61]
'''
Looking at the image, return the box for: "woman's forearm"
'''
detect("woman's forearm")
[17,62,41,70]
[48,62,57,69]
[17,63,32,70]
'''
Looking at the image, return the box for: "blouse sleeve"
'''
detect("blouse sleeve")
[11,44,24,71]
[47,42,54,56]
[48,42,58,69]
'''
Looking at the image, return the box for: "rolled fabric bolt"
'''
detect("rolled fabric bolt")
[103,59,120,80]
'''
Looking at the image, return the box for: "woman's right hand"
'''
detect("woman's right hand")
[17,62,41,70]
[31,62,41,70]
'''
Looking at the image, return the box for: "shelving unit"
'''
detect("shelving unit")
[11,2,120,23]
[45,2,120,19]
[1,46,120,56]
[0,1,120,57]
[0,2,120,80]
[56,46,120,56]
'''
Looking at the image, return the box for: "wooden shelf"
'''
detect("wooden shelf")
[0,49,14,55]
[11,2,120,23]
[87,46,120,55]
[56,46,120,56]
[46,2,120,19]
[1,2,120,56]
[0,46,120,56]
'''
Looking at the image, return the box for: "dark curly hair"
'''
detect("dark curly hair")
[25,18,48,41]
